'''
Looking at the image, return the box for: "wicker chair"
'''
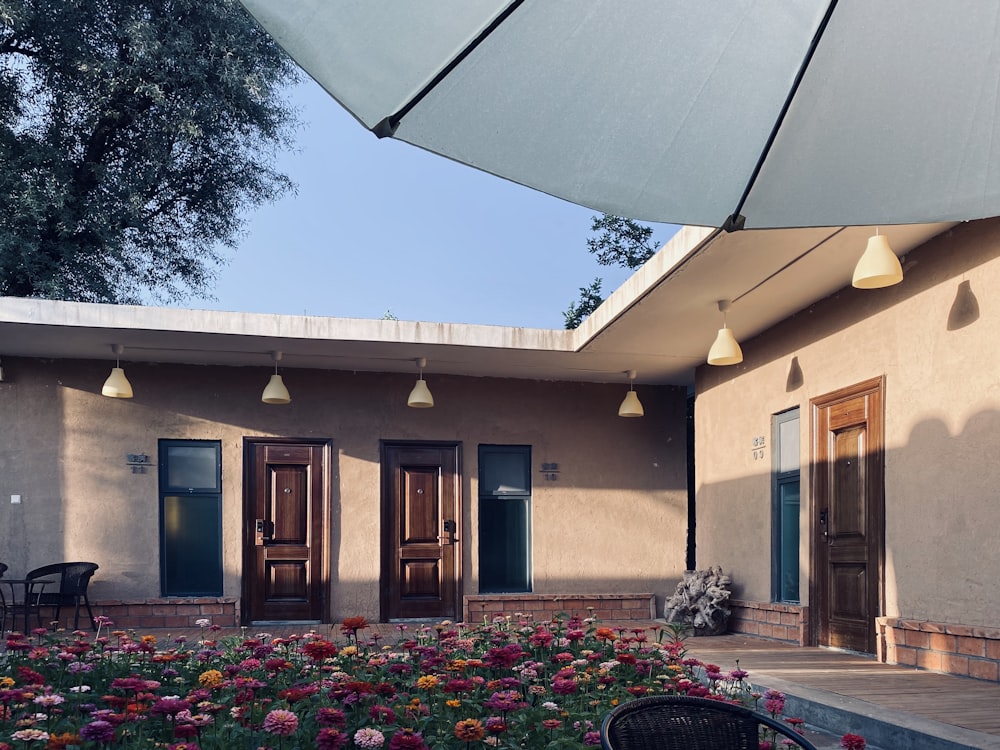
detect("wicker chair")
[600,695,820,750]
[26,562,99,631]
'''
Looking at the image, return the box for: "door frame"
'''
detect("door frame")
[379,440,463,621]
[808,376,886,651]
[242,437,332,624]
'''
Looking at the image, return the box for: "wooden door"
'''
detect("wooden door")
[381,442,462,620]
[811,378,885,653]
[243,440,328,623]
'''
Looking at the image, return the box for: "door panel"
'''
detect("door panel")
[811,378,885,653]
[244,441,328,623]
[382,443,462,620]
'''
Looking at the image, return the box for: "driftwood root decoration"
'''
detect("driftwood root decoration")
[663,567,732,636]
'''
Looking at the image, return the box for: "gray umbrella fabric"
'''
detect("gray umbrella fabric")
[239,0,1000,229]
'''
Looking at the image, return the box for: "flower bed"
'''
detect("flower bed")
[1,615,863,749]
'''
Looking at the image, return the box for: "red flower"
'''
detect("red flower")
[388,728,428,750]
[303,639,339,662]
[841,734,866,750]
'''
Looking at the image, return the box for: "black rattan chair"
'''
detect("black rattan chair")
[600,695,819,750]
[27,562,99,630]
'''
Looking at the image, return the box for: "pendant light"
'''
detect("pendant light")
[261,351,291,404]
[618,370,644,417]
[852,228,903,289]
[102,344,134,398]
[407,357,434,408]
[707,300,743,366]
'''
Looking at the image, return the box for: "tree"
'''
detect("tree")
[562,214,659,329]
[0,0,300,303]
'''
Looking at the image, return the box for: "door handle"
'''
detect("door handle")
[255,518,272,546]
[819,509,829,541]
[440,519,459,545]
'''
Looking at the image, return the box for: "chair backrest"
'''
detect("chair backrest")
[27,562,99,595]
[600,695,819,750]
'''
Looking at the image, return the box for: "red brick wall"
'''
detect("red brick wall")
[59,598,241,630]
[728,600,808,645]
[463,593,656,625]
[877,617,1000,683]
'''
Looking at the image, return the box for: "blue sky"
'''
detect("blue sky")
[187,78,678,330]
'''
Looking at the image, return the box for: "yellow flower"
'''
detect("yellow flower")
[416,675,439,690]
[340,646,358,656]
[446,699,462,708]
[198,669,224,688]
[141,635,157,646]
[0,677,14,688]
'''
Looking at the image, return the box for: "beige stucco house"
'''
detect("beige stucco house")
[1,217,998,683]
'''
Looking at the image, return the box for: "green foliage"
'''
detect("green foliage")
[0,0,300,303]
[562,277,603,330]
[586,213,659,270]
[563,214,660,329]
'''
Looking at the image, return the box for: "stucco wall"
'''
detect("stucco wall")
[0,361,688,622]
[694,218,1000,629]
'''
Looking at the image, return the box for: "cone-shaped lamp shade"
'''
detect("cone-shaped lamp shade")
[852,234,903,289]
[618,389,644,417]
[707,326,743,366]
[407,378,434,408]
[262,374,291,404]
[102,366,133,398]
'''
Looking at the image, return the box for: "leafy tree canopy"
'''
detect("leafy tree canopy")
[0,0,300,303]
[563,214,659,329]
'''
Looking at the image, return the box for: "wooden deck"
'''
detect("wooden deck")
[121,623,1000,745]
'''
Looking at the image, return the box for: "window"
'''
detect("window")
[772,409,800,603]
[478,445,531,592]
[158,440,223,596]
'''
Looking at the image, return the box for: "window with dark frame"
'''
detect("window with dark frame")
[478,445,532,593]
[772,409,801,603]
[158,439,223,596]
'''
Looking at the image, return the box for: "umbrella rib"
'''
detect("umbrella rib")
[373,0,527,138]
[725,0,841,232]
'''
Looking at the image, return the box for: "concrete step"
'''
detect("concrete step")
[757,673,1000,750]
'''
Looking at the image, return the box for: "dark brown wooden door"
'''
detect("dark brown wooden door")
[811,378,885,653]
[381,443,461,620]
[244,440,328,623]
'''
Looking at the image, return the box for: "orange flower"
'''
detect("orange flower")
[340,616,368,633]
[454,718,485,741]
[46,732,81,750]
[595,627,618,642]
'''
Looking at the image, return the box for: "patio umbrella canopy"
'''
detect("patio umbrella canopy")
[239,1,1000,230]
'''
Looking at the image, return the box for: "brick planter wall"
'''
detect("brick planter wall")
[68,598,241,630]
[877,617,1000,683]
[463,593,656,625]
[728,600,808,645]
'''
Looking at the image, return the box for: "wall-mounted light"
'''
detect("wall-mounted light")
[102,344,134,398]
[261,350,291,404]
[618,370,644,417]
[407,357,434,408]
[852,228,903,289]
[707,300,743,366]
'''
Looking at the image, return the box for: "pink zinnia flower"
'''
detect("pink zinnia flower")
[262,708,299,736]
[316,728,349,750]
[388,728,428,750]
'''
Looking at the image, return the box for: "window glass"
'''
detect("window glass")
[163,444,221,492]
[479,445,531,593]
[480,449,530,494]
[159,440,223,596]
[777,417,800,474]
[772,410,800,603]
